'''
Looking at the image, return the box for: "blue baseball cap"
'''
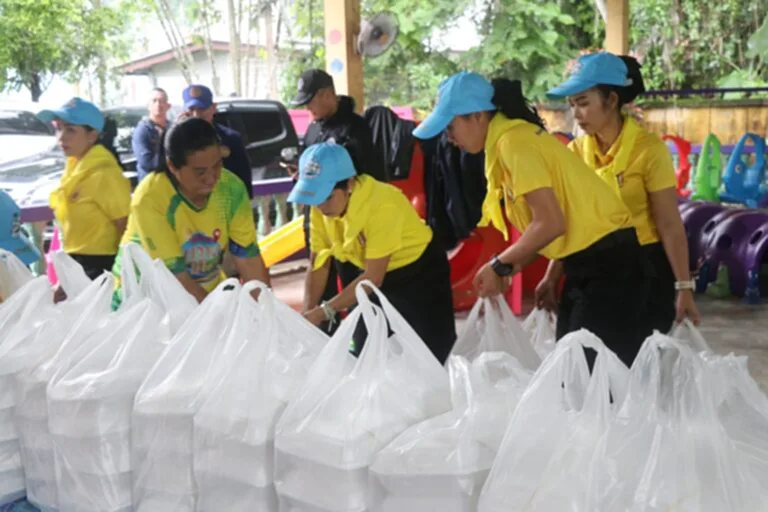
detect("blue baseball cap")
[37,97,105,133]
[183,85,214,110]
[413,71,496,140]
[288,143,357,206]
[0,191,41,266]
[547,53,631,99]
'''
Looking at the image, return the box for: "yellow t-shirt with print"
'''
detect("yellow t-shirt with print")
[481,114,632,260]
[569,120,677,246]
[310,174,432,271]
[114,169,259,293]
[49,144,131,255]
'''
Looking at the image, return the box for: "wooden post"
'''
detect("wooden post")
[323,0,364,113]
[605,0,629,54]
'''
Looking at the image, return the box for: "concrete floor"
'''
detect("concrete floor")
[271,263,768,392]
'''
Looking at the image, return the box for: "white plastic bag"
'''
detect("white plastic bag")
[669,318,713,353]
[51,251,93,301]
[47,298,168,512]
[451,297,541,370]
[478,329,629,512]
[14,272,115,512]
[120,243,197,334]
[370,352,532,512]
[521,307,557,359]
[0,276,55,506]
[586,333,766,511]
[131,278,241,512]
[193,282,327,512]
[274,280,451,512]
[0,249,33,302]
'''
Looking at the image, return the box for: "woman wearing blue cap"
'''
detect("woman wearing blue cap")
[413,71,649,366]
[289,142,456,363]
[37,98,131,287]
[547,52,699,332]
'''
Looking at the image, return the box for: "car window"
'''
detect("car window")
[0,109,53,136]
[240,110,285,145]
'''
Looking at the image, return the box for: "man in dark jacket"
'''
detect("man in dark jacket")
[181,84,254,199]
[132,88,170,183]
[292,69,385,182]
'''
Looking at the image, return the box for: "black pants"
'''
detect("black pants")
[68,253,116,280]
[556,229,651,368]
[339,238,457,364]
[643,242,676,334]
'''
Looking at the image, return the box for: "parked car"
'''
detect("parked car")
[0,99,300,245]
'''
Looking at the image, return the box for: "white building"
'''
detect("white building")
[116,40,289,105]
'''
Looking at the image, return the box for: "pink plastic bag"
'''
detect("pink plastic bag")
[46,227,61,286]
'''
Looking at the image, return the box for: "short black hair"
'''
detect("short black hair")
[151,87,168,99]
[164,117,220,169]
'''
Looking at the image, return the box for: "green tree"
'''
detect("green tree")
[0,0,131,102]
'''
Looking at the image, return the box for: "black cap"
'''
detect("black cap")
[291,69,335,107]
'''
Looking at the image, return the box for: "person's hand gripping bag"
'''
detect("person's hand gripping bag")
[585,333,767,511]
[369,351,533,512]
[0,276,56,506]
[274,280,452,512]
[522,307,557,359]
[13,272,114,512]
[451,297,541,371]
[50,251,94,301]
[46,295,169,512]
[130,278,242,512]
[478,329,629,512]
[119,243,197,336]
[193,282,328,512]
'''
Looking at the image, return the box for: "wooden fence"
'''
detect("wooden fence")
[538,99,768,145]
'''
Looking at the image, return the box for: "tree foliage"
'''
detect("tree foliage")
[0,0,131,102]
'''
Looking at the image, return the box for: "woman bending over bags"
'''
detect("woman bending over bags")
[413,71,650,367]
[289,142,457,363]
[111,117,270,306]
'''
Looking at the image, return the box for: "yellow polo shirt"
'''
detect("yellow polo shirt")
[480,114,632,260]
[310,175,432,271]
[569,120,677,246]
[49,145,131,255]
[114,169,259,293]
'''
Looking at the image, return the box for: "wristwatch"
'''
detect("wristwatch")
[675,280,696,291]
[491,255,515,277]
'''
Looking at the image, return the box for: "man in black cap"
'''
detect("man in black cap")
[292,69,385,181]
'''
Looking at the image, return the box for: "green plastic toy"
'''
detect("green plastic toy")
[706,264,731,298]
[691,134,723,202]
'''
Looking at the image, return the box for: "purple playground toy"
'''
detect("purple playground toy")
[679,201,726,271]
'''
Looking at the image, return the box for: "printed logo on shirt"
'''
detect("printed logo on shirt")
[182,232,222,282]
[357,232,366,247]
[617,172,626,187]
[69,188,80,202]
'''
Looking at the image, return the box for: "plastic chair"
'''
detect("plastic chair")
[663,135,692,199]
[691,134,722,202]
[720,133,767,208]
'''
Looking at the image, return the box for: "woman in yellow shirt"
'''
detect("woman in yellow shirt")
[547,52,699,331]
[112,117,269,305]
[290,142,456,363]
[37,98,130,282]
[414,72,647,366]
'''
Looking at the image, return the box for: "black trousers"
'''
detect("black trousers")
[68,253,116,280]
[643,242,676,334]
[339,238,457,364]
[556,229,651,368]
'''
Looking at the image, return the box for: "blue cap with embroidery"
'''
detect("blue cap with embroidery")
[413,71,496,140]
[183,84,214,110]
[288,143,357,206]
[0,190,41,266]
[37,97,105,132]
[547,53,631,99]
